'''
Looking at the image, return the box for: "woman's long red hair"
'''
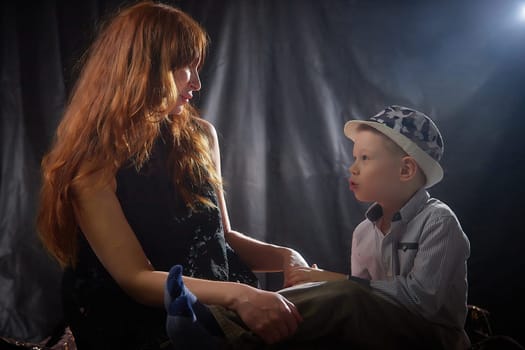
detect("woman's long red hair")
[37,1,220,268]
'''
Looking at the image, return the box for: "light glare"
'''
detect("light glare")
[521,3,525,20]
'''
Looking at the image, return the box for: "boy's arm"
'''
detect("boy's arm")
[369,215,470,324]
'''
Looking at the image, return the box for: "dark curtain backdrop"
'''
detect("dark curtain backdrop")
[1,0,524,344]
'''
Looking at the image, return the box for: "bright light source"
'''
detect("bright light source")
[520,3,525,20]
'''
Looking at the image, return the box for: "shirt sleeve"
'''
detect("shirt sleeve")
[369,215,470,322]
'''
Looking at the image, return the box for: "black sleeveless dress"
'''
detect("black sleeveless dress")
[62,131,258,349]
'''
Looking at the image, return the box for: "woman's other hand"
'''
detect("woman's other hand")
[286,264,347,286]
[281,248,309,288]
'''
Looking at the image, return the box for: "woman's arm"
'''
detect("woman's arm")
[73,165,302,343]
[72,167,168,306]
[73,127,306,343]
[71,165,258,307]
[202,120,309,275]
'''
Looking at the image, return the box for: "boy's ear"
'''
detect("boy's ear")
[399,156,419,182]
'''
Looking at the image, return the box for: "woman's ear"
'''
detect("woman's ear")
[399,156,419,182]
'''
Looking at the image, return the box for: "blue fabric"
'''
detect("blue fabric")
[164,265,222,348]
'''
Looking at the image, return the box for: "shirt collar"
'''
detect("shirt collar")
[365,188,430,223]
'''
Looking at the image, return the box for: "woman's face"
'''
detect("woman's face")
[170,60,201,115]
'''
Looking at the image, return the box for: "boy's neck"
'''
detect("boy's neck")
[376,186,422,234]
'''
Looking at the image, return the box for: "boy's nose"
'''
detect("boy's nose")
[349,162,358,175]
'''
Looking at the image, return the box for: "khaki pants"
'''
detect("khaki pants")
[210,279,465,349]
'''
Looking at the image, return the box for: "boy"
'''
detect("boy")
[288,105,471,349]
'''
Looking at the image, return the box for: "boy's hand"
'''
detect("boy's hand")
[286,264,347,286]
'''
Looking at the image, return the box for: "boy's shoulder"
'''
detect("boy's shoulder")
[411,195,467,240]
[424,196,460,222]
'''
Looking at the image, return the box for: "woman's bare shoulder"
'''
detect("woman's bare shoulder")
[192,117,218,147]
[72,160,117,195]
[192,117,217,135]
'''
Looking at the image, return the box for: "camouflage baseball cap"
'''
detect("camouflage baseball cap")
[343,105,444,188]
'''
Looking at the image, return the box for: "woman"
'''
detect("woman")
[37,2,307,348]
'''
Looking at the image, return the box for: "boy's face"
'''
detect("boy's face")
[348,129,404,203]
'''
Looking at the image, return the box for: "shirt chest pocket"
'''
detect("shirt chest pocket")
[396,242,418,275]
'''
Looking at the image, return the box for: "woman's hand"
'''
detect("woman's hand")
[286,264,347,286]
[281,248,309,287]
[230,285,303,344]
